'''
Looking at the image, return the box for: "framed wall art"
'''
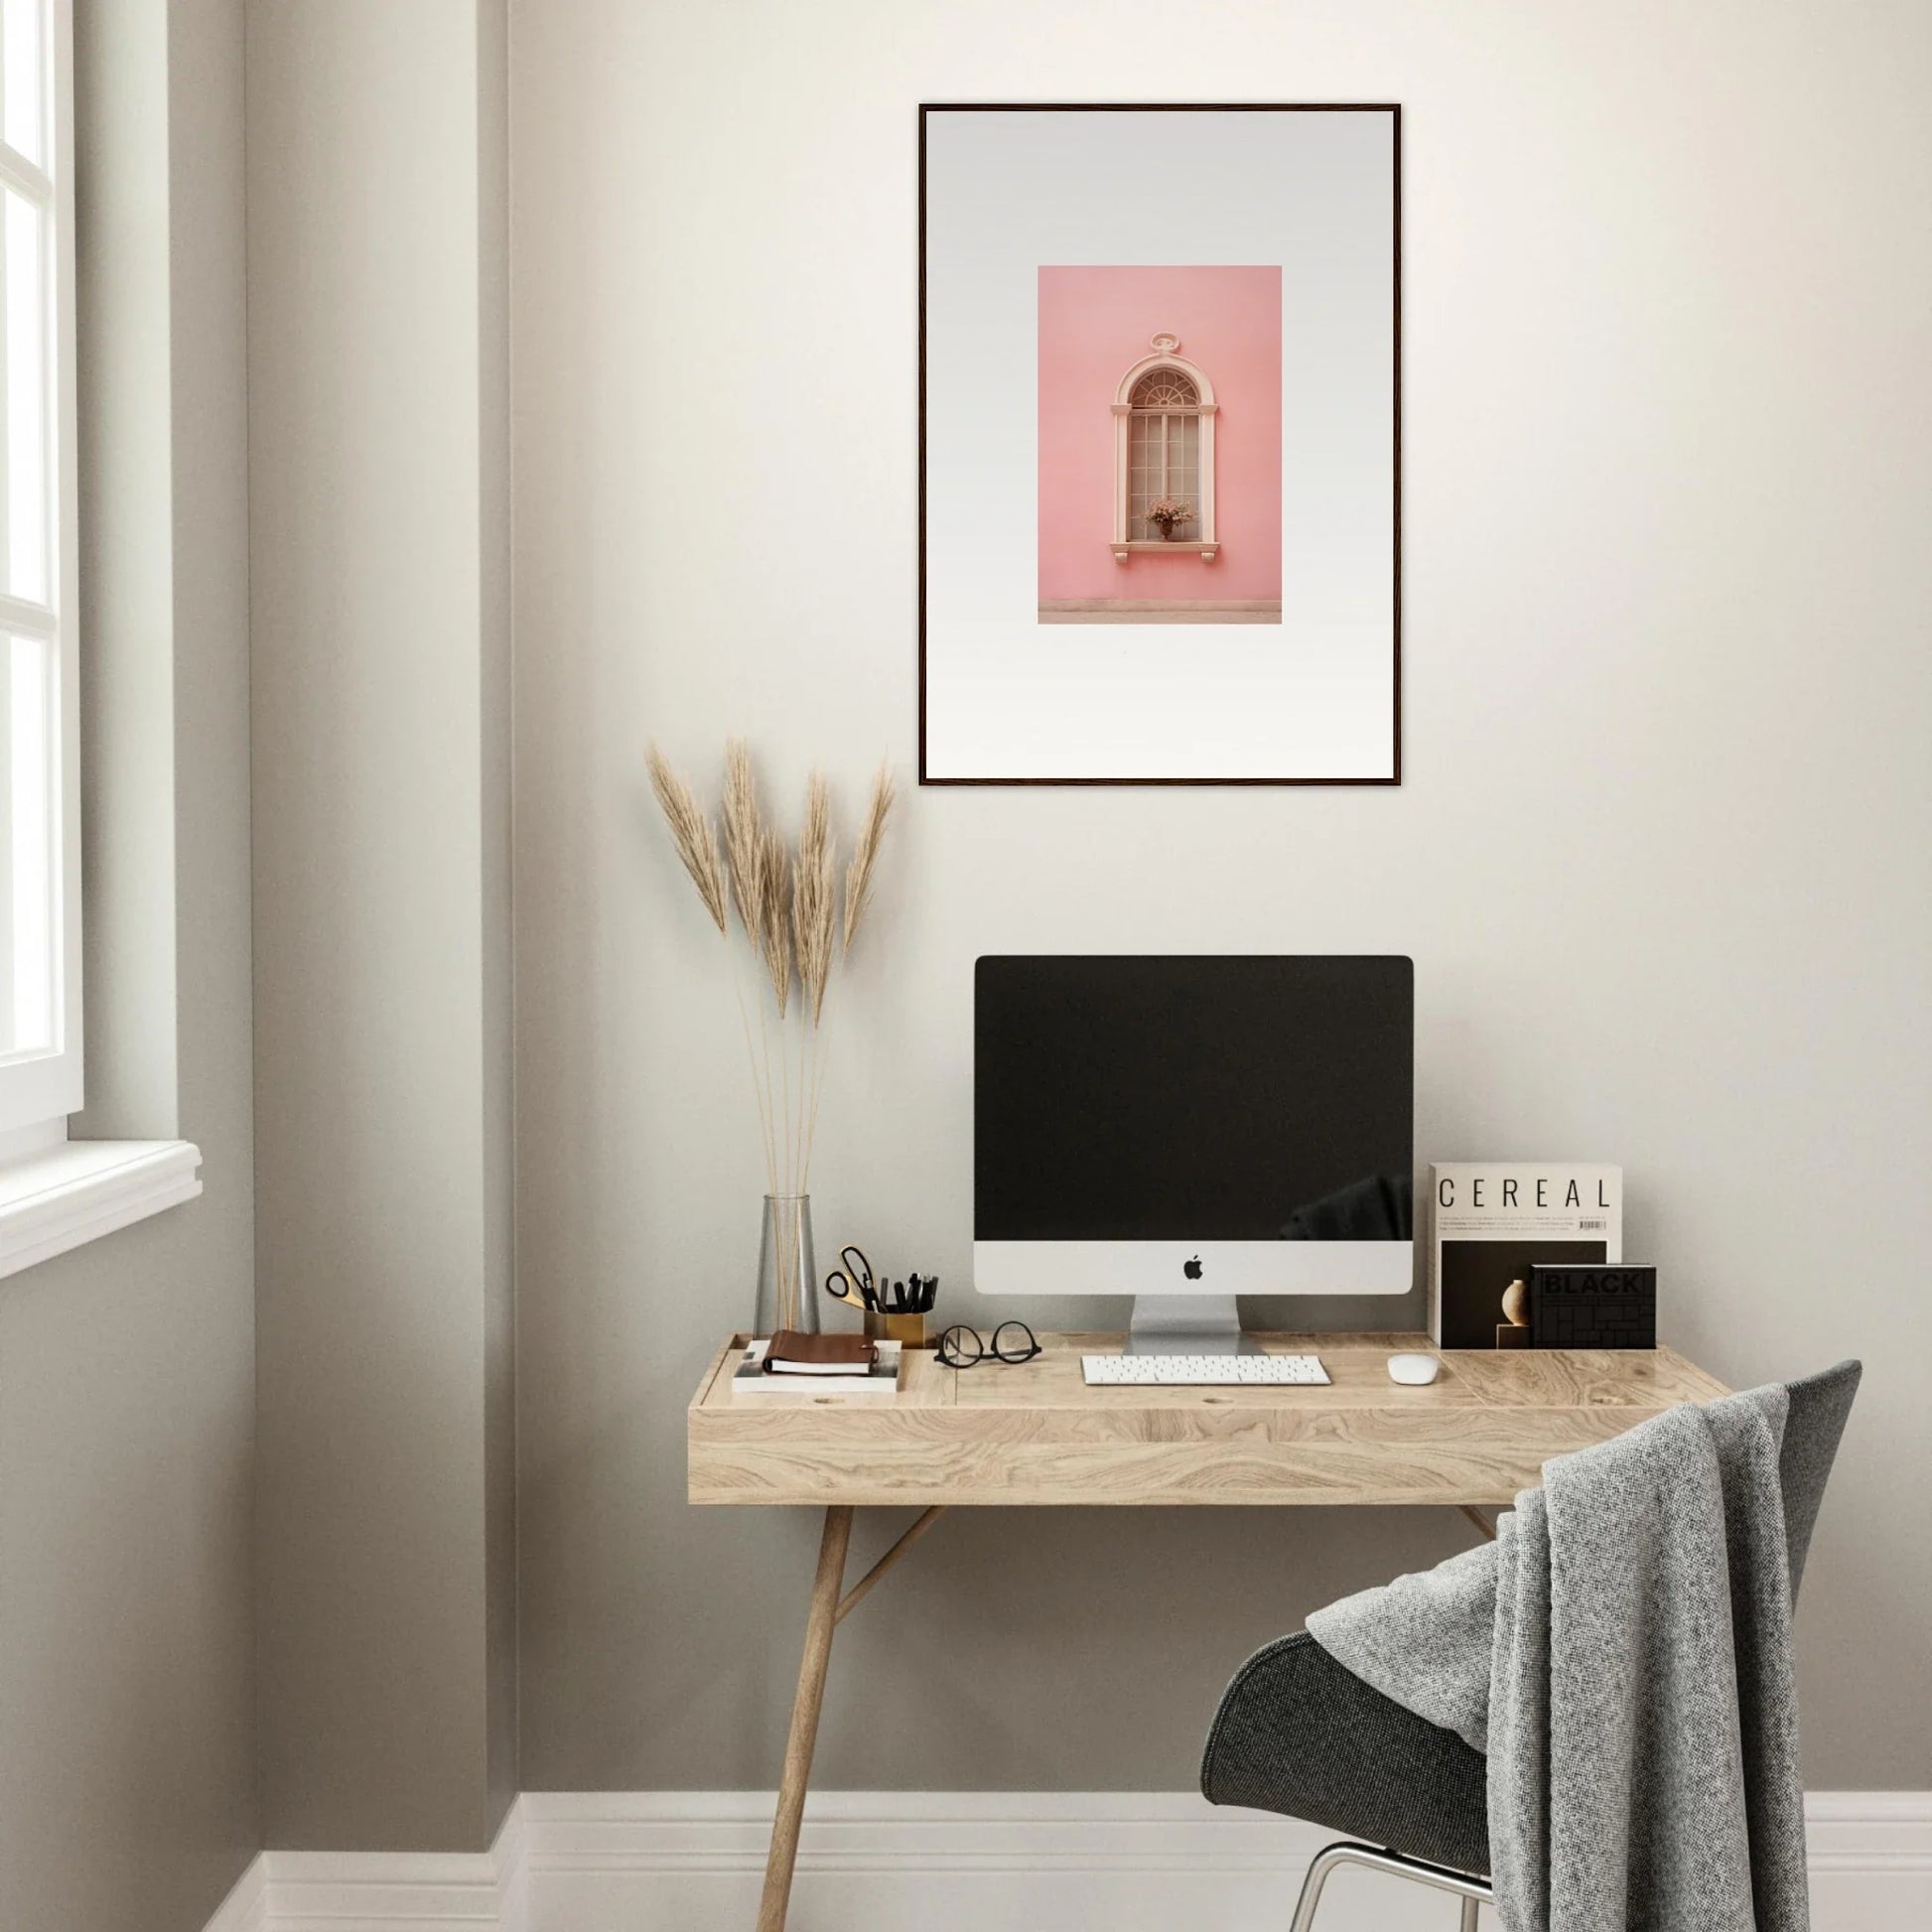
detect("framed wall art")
[918,104,1401,785]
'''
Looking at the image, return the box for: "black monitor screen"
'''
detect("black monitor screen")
[974,956,1414,1241]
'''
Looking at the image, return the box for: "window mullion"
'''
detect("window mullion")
[0,143,51,209]
[0,653,12,1043]
[0,594,52,637]
[0,201,10,597]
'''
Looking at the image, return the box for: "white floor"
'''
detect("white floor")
[206,1790,1932,1932]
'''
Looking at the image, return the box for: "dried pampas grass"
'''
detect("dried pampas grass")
[646,747,727,935]
[792,773,836,1025]
[758,826,793,1019]
[646,740,896,1197]
[722,738,766,950]
[843,762,895,952]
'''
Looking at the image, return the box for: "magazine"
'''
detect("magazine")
[1429,1164,1621,1349]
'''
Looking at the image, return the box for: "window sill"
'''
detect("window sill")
[0,1140,203,1282]
[1111,541,1218,561]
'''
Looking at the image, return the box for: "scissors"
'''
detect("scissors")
[824,1244,879,1312]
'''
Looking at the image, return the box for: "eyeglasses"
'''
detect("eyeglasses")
[936,1320,1040,1368]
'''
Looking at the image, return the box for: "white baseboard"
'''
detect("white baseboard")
[203,1790,1932,1932]
[1803,1792,1932,1929]
[202,1854,267,1932]
[199,1807,522,1932]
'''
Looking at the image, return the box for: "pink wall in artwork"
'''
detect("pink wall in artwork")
[1038,265,1283,605]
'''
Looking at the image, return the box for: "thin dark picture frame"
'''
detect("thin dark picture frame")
[916,102,1402,787]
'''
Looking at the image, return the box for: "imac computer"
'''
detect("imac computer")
[974,955,1414,1353]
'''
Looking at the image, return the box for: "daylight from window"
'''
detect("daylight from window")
[0,0,69,1096]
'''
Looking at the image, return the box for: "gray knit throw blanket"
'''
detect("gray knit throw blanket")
[1308,1387,1808,1932]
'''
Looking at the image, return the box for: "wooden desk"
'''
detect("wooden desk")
[688,1331,1727,1931]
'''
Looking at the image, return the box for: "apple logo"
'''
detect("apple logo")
[1183,1255,1203,1280]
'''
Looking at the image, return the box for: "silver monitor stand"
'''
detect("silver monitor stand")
[1124,1294,1259,1356]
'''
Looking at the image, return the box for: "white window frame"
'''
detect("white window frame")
[1111,344,1218,563]
[0,0,79,1144]
[0,0,200,1279]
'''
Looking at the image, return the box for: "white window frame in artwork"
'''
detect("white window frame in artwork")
[1112,347,1217,563]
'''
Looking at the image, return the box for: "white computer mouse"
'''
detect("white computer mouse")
[1387,1352,1442,1386]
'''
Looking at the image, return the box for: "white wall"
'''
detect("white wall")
[511,0,1932,1792]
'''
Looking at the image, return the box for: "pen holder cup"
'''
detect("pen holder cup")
[867,1310,927,1348]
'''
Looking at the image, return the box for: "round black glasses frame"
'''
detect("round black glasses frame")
[936,1320,1040,1368]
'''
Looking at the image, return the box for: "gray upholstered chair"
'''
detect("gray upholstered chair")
[1200,1361,1861,1931]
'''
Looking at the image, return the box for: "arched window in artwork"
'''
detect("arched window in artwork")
[1112,338,1218,562]
[1128,368,1199,543]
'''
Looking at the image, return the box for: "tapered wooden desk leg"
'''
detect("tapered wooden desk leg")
[757,1504,853,1932]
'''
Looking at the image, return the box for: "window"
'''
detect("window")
[1127,367,1200,541]
[0,0,77,1143]
[0,4,198,1274]
[1112,339,1217,563]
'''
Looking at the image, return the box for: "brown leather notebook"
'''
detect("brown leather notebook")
[764,1330,878,1375]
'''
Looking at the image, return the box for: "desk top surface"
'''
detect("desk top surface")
[688,1331,1728,1508]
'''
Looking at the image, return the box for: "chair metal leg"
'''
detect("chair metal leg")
[1287,1843,1352,1932]
[1289,1841,1493,1932]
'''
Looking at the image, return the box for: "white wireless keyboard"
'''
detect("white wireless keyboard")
[1081,1352,1329,1387]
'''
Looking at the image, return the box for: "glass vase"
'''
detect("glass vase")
[754,1193,818,1338]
